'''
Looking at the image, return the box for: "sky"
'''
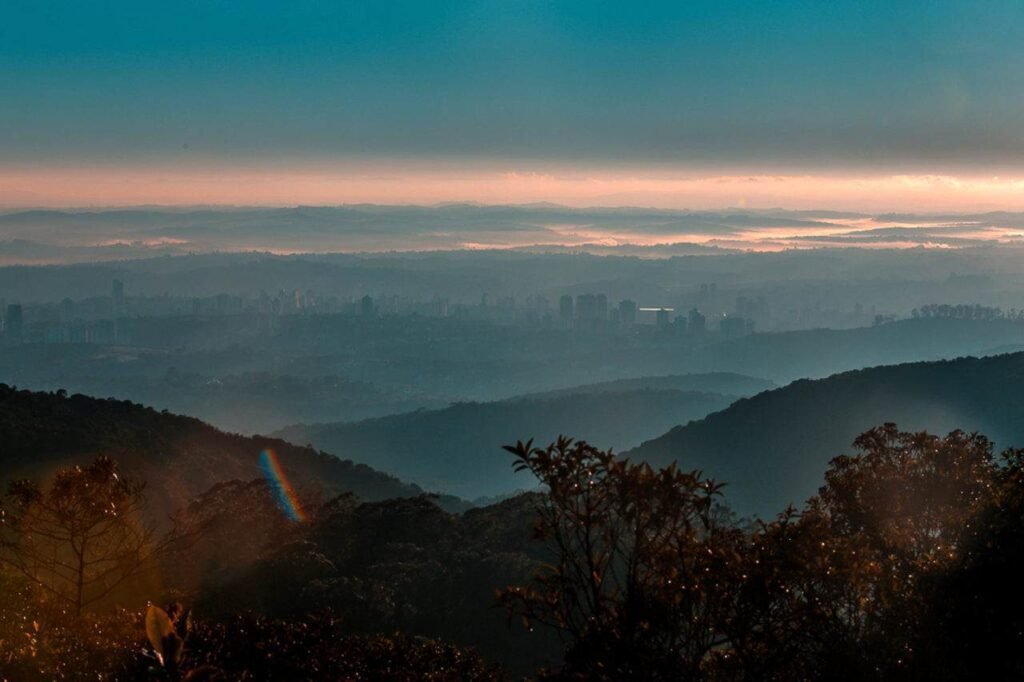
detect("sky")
[2,1,1024,210]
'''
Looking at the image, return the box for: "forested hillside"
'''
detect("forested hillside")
[627,352,1024,515]
[275,387,737,498]
[0,384,441,518]
[522,372,774,399]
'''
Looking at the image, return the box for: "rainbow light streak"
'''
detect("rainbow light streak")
[259,449,307,522]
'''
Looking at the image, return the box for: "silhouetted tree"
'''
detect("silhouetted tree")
[500,437,757,679]
[792,425,999,678]
[0,456,178,615]
[924,445,1024,681]
[501,427,1024,680]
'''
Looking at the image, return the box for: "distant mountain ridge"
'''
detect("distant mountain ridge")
[625,352,1024,517]
[273,379,751,498]
[522,372,774,399]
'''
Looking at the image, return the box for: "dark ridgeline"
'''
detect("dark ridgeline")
[0,383,459,518]
[627,351,1024,517]
[273,386,740,499]
[277,350,1024,514]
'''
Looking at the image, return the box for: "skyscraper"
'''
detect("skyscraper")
[576,294,597,320]
[361,294,375,318]
[688,308,707,334]
[61,297,75,324]
[112,279,125,315]
[5,304,23,340]
[656,308,670,328]
[559,295,574,322]
[719,315,747,338]
[619,299,637,325]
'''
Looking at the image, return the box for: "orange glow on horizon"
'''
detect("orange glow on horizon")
[5,163,1024,214]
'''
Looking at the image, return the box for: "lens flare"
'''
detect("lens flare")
[259,449,307,522]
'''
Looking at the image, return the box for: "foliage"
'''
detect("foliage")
[501,428,1024,680]
[4,420,1024,679]
[0,457,179,615]
[190,490,557,675]
[0,585,147,681]
[499,437,748,678]
[273,388,735,501]
[795,426,997,676]
[145,604,192,680]
[0,597,497,682]
[179,611,498,681]
[0,383,425,521]
[628,351,1024,516]
[931,445,1024,680]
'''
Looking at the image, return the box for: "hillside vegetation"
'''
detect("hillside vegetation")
[627,352,1024,515]
[0,384,443,519]
[275,387,738,498]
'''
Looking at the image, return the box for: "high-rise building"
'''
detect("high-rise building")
[5,304,23,340]
[719,315,747,338]
[688,307,706,334]
[559,295,574,322]
[736,295,770,327]
[596,294,608,321]
[361,294,375,318]
[656,308,670,328]
[216,293,231,315]
[112,279,125,315]
[61,298,75,324]
[576,294,597,320]
[432,295,449,317]
[618,299,637,325]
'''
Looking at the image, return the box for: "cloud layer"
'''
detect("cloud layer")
[2,204,1023,264]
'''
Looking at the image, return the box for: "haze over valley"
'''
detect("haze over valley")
[5,1,1024,678]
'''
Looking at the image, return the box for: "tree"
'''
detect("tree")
[166,478,306,597]
[788,424,1001,679]
[923,445,1024,681]
[499,437,756,679]
[499,428,1021,680]
[0,456,177,615]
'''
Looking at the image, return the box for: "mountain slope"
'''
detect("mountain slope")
[524,372,774,400]
[0,384,441,519]
[275,388,738,498]
[626,352,1024,517]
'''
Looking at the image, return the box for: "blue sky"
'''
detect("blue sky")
[3,0,1023,170]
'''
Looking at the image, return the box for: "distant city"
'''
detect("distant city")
[1,277,885,348]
